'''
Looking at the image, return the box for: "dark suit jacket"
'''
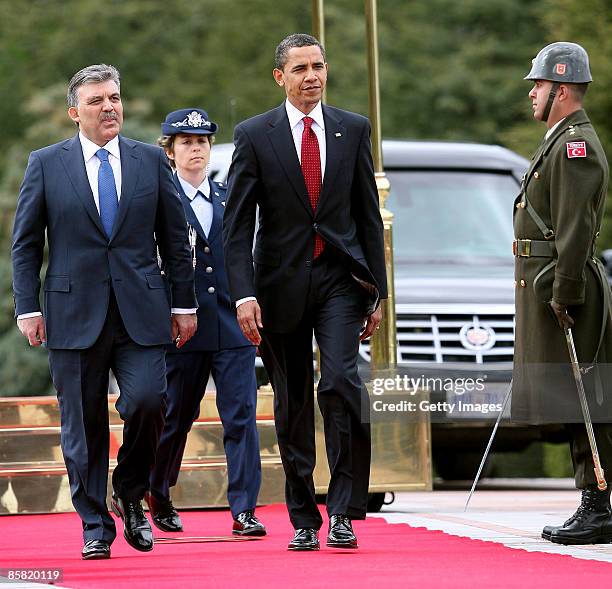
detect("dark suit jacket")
[223,103,387,333]
[166,174,251,352]
[12,134,197,349]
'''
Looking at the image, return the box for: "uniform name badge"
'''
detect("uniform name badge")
[188,225,197,269]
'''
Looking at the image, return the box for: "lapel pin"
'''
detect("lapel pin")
[335,132,342,137]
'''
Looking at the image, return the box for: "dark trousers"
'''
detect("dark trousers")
[259,252,371,530]
[567,423,612,488]
[48,292,166,544]
[149,346,261,517]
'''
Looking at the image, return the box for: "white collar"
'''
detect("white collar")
[285,99,325,131]
[177,174,210,201]
[79,132,121,162]
[545,117,565,141]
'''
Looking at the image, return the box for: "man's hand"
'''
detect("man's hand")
[360,306,383,341]
[550,301,574,330]
[171,313,197,348]
[237,300,263,345]
[17,316,46,347]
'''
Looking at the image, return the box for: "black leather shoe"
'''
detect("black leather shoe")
[145,491,183,533]
[111,493,154,552]
[288,528,320,551]
[544,486,612,545]
[81,539,111,560]
[327,514,358,548]
[232,509,267,536]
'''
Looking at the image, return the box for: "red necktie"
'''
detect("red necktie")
[301,116,324,258]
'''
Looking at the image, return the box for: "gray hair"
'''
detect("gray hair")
[67,64,121,107]
[275,33,325,70]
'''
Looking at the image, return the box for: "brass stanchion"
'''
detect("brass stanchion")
[312,0,327,105]
[365,0,397,370]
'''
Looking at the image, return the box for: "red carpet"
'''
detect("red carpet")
[2,504,612,588]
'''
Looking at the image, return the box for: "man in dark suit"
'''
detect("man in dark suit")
[223,33,387,551]
[11,64,197,559]
[146,108,265,537]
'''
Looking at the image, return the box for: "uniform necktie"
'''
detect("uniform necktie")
[96,148,118,239]
[301,116,324,258]
[196,190,212,203]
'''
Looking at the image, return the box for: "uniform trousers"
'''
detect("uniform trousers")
[149,346,261,517]
[567,424,612,488]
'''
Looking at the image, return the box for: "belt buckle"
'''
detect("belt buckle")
[512,240,518,256]
[519,239,531,257]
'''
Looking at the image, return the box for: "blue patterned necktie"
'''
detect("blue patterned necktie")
[96,148,118,238]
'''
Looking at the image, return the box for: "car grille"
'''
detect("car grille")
[360,304,515,364]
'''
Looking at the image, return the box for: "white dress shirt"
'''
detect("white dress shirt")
[235,100,327,310]
[545,117,565,141]
[80,133,122,211]
[285,99,326,179]
[177,174,213,237]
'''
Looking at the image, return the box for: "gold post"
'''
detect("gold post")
[312,0,327,104]
[365,0,397,370]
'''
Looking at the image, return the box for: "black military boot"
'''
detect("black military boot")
[542,485,612,545]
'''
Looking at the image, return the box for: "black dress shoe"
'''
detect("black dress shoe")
[145,491,183,533]
[327,514,358,548]
[111,493,154,552]
[288,528,320,551]
[544,486,612,545]
[232,509,267,536]
[81,539,111,560]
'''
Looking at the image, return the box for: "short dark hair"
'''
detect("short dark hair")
[67,64,120,107]
[568,82,589,102]
[274,33,325,70]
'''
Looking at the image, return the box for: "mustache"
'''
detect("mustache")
[100,112,118,121]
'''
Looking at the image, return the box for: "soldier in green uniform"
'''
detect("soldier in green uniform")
[513,42,612,544]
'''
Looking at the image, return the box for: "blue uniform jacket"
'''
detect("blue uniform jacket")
[167,174,251,352]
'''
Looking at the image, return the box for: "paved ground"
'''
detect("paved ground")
[373,478,612,563]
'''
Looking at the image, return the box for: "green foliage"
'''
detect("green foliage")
[1,0,611,395]
[540,0,612,248]
[0,329,52,396]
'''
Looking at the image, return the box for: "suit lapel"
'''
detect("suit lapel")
[110,136,141,240]
[59,135,106,237]
[266,104,312,215]
[319,106,345,210]
[173,175,208,243]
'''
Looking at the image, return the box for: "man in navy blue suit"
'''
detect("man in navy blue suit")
[11,64,198,559]
[146,108,265,537]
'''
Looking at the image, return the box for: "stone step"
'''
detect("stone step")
[0,418,279,469]
[0,457,285,514]
[0,391,275,427]
[0,387,432,514]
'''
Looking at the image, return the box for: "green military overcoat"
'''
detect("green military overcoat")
[512,109,612,423]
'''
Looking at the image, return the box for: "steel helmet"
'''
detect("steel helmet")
[525,42,592,84]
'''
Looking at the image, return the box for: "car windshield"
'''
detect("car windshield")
[385,170,517,264]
